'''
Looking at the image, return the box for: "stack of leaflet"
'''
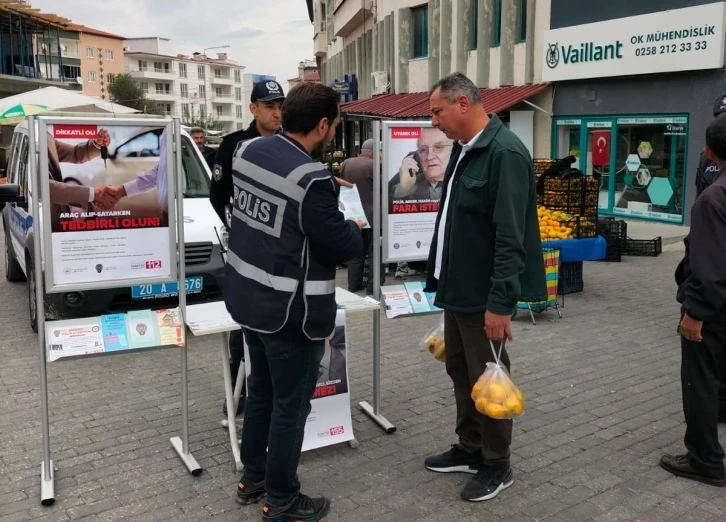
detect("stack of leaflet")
[381,281,441,319]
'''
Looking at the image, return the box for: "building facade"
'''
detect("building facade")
[545,0,726,225]
[309,0,553,158]
[288,59,320,89]
[71,24,126,100]
[123,37,247,133]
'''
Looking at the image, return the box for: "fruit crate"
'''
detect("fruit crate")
[534,159,556,181]
[624,237,663,257]
[539,175,599,215]
[559,261,584,294]
[597,219,627,262]
[561,215,597,240]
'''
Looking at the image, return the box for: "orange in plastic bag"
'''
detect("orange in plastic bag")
[471,340,525,419]
[420,315,445,362]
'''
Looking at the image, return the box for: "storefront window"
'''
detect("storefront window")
[552,115,688,224]
[612,117,687,222]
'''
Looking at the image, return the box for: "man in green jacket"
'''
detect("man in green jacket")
[423,73,546,502]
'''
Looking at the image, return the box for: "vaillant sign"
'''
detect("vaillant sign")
[542,2,726,82]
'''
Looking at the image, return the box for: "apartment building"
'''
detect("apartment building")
[309,0,553,157]
[123,37,247,133]
[71,24,126,100]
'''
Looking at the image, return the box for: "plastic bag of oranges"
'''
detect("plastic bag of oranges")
[421,315,445,362]
[471,341,525,419]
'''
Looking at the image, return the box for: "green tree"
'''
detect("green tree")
[108,73,164,116]
[181,105,221,131]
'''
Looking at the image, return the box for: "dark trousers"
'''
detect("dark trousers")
[444,310,512,464]
[229,329,245,388]
[681,319,726,477]
[347,229,384,294]
[240,328,324,507]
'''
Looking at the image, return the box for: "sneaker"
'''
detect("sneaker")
[461,464,514,502]
[660,454,726,487]
[424,445,483,474]
[236,478,266,505]
[395,266,418,278]
[222,394,245,417]
[262,494,330,521]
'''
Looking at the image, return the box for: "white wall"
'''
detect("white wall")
[532,0,551,84]
[408,58,429,92]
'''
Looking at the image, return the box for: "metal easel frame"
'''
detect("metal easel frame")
[33,116,201,506]
[358,120,396,434]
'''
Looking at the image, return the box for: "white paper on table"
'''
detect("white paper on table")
[338,296,380,310]
[47,323,104,361]
[338,185,371,228]
[382,288,413,319]
[187,316,238,332]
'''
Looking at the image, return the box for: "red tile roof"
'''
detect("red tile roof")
[341,83,550,119]
[67,23,125,40]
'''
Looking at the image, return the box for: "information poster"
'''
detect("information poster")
[243,310,354,451]
[127,310,156,349]
[47,324,104,361]
[382,283,441,319]
[384,123,453,262]
[42,121,174,288]
[101,313,129,352]
[338,185,370,228]
[156,308,185,347]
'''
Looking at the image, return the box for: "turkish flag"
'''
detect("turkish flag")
[591,131,610,166]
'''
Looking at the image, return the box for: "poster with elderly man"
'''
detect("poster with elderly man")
[384,122,454,262]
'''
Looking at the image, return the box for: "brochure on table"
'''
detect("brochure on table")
[45,307,185,362]
[338,185,370,228]
[382,282,441,319]
[37,117,177,294]
[243,309,354,451]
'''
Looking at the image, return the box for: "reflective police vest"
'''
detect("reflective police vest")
[224,135,337,341]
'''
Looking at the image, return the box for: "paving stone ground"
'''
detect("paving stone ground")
[1,230,725,521]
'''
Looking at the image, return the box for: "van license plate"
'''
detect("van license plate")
[131,277,204,299]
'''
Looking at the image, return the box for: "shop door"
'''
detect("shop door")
[583,120,617,213]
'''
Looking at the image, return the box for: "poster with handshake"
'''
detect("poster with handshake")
[43,121,174,288]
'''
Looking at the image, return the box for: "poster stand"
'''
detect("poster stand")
[358,120,396,435]
[32,116,201,506]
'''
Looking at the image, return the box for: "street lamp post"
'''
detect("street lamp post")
[203,45,230,130]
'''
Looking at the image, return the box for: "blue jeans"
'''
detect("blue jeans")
[240,328,324,507]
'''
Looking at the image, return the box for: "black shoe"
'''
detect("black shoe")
[424,444,483,474]
[659,454,726,487]
[461,464,514,502]
[222,394,245,417]
[262,494,330,521]
[236,478,266,505]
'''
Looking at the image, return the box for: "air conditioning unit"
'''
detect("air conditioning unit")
[60,44,67,52]
[371,71,389,96]
[123,46,131,51]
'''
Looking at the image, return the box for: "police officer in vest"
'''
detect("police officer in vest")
[227,82,364,521]
[211,79,285,417]
[696,93,726,197]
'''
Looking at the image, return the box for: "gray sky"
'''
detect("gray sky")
[31,0,314,91]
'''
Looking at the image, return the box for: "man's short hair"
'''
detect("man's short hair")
[190,127,205,135]
[706,116,726,161]
[282,83,340,135]
[429,72,482,105]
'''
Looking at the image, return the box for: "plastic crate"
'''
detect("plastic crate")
[624,237,663,257]
[597,219,627,262]
[559,261,584,295]
[534,159,556,181]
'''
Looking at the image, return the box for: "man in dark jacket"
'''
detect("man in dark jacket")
[210,80,285,225]
[190,127,216,171]
[695,93,726,197]
[210,80,285,417]
[661,116,726,488]
[422,73,546,503]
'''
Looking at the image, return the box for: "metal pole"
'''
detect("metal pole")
[29,116,55,504]
[358,119,395,434]
[169,118,201,475]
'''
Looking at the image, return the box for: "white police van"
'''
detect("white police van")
[1,114,227,332]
